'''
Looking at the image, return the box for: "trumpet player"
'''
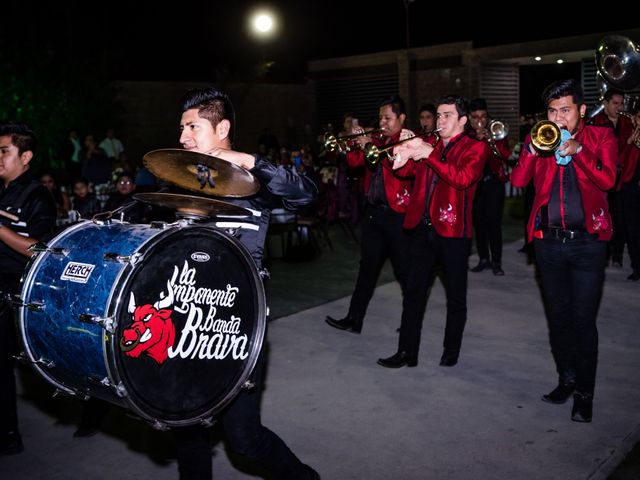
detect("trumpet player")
[617,106,640,281]
[325,96,414,336]
[376,95,486,368]
[511,79,617,423]
[589,88,635,267]
[468,98,511,276]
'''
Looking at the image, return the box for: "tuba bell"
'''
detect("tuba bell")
[595,35,640,91]
[590,35,640,118]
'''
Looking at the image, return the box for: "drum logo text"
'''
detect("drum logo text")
[120,261,249,365]
[60,262,96,283]
[191,252,210,262]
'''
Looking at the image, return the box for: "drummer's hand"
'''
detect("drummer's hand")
[206,148,256,170]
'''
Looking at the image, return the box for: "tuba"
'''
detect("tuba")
[590,35,640,117]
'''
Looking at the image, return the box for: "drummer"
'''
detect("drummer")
[171,87,319,479]
[0,121,57,455]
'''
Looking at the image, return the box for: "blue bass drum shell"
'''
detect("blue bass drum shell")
[18,220,266,428]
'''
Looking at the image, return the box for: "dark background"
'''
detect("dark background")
[4,1,635,82]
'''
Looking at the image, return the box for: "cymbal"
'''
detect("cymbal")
[134,193,251,218]
[143,148,260,198]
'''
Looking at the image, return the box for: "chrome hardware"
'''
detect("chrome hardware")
[35,357,55,369]
[103,252,143,265]
[78,313,115,333]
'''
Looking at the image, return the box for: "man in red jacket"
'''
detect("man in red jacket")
[376,95,487,368]
[468,98,511,276]
[511,79,617,423]
[325,96,413,335]
[589,87,635,267]
[617,107,640,281]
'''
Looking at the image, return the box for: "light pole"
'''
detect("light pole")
[248,9,278,75]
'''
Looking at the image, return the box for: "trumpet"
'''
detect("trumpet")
[323,128,385,153]
[530,121,562,153]
[619,112,640,148]
[364,129,441,165]
[485,119,509,158]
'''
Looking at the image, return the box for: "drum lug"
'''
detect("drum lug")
[103,252,144,265]
[88,375,112,387]
[200,417,216,427]
[150,221,169,229]
[78,313,115,333]
[28,243,69,256]
[258,268,270,280]
[114,382,128,398]
[9,295,45,311]
[151,420,169,431]
[35,357,55,369]
[241,380,256,390]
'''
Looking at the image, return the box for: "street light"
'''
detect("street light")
[249,10,278,40]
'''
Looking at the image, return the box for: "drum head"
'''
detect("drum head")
[111,226,265,426]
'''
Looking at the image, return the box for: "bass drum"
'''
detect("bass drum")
[18,220,266,428]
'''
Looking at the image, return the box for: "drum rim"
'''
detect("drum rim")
[105,223,267,428]
[17,220,95,396]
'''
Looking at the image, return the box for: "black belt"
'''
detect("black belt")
[542,228,595,240]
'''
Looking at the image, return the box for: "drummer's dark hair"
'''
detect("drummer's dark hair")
[0,120,37,155]
[179,87,236,144]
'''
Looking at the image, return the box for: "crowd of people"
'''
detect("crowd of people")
[1,78,639,480]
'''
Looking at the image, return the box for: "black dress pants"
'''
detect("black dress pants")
[172,359,312,480]
[347,204,410,322]
[534,236,606,394]
[0,299,19,436]
[621,181,640,273]
[473,177,505,264]
[398,222,471,357]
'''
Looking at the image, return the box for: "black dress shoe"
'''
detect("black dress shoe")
[377,351,417,368]
[627,271,640,281]
[541,382,575,404]
[325,315,362,334]
[470,259,491,272]
[439,349,459,367]
[0,431,24,455]
[571,392,593,423]
[491,263,505,276]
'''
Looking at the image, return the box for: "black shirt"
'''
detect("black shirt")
[0,170,57,292]
[547,163,585,230]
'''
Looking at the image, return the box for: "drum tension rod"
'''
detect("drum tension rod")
[104,252,143,265]
[28,242,69,256]
[35,357,55,369]
[78,313,115,333]
[8,295,45,312]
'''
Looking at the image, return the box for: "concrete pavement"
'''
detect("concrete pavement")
[1,240,639,479]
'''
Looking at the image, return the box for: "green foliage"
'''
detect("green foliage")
[0,47,119,176]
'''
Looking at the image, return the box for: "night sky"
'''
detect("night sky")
[6,1,636,82]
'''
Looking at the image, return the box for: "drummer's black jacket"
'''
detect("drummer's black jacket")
[0,170,57,293]
[210,155,317,267]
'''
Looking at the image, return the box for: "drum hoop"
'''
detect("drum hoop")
[17,220,95,395]
[105,223,267,428]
